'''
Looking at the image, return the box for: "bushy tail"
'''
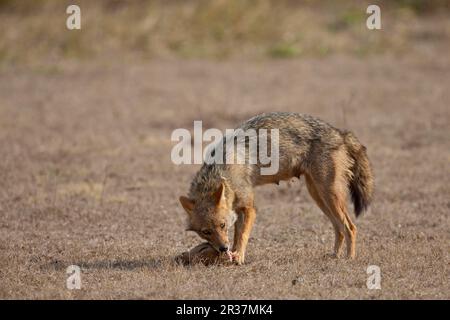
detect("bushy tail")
[343,131,374,217]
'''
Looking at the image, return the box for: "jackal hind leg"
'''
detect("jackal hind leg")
[318,163,357,259]
[305,175,344,257]
[323,192,356,259]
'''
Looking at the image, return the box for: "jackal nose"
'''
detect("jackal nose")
[219,246,229,252]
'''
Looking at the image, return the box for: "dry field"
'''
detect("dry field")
[0,54,449,299]
[0,0,449,300]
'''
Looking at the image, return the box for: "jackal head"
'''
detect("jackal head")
[179,183,237,253]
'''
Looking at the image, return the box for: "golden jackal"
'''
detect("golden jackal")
[179,112,373,265]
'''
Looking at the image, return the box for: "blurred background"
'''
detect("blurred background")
[0,0,449,65]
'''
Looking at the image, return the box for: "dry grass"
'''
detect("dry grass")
[0,52,449,298]
[1,0,450,65]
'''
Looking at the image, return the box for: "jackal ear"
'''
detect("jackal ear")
[179,196,194,215]
[213,183,226,206]
[229,211,238,226]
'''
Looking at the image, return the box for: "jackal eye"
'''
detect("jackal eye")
[220,223,225,229]
[202,229,211,236]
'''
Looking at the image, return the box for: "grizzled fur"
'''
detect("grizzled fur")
[180,112,374,264]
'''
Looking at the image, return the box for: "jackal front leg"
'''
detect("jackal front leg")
[232,206,256,265]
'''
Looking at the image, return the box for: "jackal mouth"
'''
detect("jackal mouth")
[225,250,233,262]
[209,243,231,259]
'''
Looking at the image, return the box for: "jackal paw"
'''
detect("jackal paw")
[231,251,245,265]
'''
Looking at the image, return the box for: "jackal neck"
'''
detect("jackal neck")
[189,164,233,203]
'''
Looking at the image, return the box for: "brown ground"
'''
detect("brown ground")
[0,55,449,299]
